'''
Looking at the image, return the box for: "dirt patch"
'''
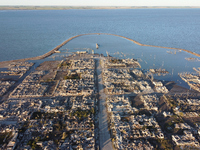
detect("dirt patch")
[40,71,57,81]
[55,70,69,80]
[168,84,197,94]
[129,95,144,109]
[36,61,61,71]
[44,81,58,96]
[183,117,200,127]
[0,60,26,68]
[158,96,171,112]
[0,75,20,81]
[166,84,200,98]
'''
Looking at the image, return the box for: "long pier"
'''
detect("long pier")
[1,33,200,63]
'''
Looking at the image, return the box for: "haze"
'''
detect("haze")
[0,0,200,6]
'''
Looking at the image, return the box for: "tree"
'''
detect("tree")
[61,132,67,140]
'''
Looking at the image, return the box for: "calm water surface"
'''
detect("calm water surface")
[60,34,200,88]
[0,9,200,61]
[0,9,199,88]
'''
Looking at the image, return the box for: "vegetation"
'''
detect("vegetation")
[61,132,68,140]
[58,61,71,68]
[130,96,144,108]
[70,108,95,121]
[0,132,12,144]
[164,115,184,133]
[53,120,66,131]
[165,96,178,109]
[27,137,41,150]
[44,78,53,82]
[121,117,129,122]
[138,109,152,116]
[63,74,81,80]
[148,138,173,150]
[110,59,123,64]
[31,111,61,120]
[141,125,158,133]
[18,121,30,133]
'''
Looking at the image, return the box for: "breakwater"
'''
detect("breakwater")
[1,33,200,63]
[102,33,200,57]
[57,33,200,58]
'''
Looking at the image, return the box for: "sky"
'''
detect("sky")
[0,0,200,6]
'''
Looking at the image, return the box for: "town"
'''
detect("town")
[0,51,200,150]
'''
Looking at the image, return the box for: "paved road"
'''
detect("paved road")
[96,58,113,150]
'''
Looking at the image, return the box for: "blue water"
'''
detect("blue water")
[0,9,200,61]
[59,34,200,88]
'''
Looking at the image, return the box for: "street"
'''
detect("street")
[96,58,113,150]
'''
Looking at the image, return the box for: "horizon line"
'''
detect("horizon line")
[0,6,200,10]
[1,5,200,7]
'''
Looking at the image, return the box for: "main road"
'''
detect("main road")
[96,58,114,150]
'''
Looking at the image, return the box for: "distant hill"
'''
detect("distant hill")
[0,6,200,10]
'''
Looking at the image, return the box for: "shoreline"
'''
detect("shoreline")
[1,6,200,10]
[0,33,200,64]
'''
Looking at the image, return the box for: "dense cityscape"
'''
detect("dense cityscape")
[0,51,200,150]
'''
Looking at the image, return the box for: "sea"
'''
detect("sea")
[0,9,200,88]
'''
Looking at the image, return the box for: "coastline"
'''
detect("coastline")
[0,33,200,64]
[0,6,200,10]
[0,34,200,149]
